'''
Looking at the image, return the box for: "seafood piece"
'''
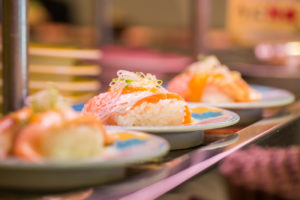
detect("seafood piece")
[83,70,191,126]
[167,56,261,103]
[0,107,32,160]
[0,85,111,162]
[14,111,107,162]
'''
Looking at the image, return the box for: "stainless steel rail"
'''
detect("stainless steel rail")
[88,101,300,200]
[2,0,28,114]
[191,0,210,59]
[95,0,114,46]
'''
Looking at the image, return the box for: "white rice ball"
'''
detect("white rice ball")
[114,99,187,126]
[40,125,104,161]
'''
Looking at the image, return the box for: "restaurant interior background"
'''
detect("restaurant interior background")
[23,0,235,106]
[29,0,225,49]
[24,0,300,106]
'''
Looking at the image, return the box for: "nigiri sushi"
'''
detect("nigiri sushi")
[167,56,261,103]
[82,70,192,126]
[14,111,108,162]
[0,85,111,162]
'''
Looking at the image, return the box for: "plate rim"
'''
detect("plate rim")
[105,105,240,133]
[0,130,169,169]
[188,85,295,109]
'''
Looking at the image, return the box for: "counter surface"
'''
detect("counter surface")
[1,101,300,200]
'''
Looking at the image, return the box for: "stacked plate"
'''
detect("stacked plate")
[0,46,102,109]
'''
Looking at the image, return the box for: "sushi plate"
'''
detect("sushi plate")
[73,104,239,150]
[73,104,239,133]
[107,106,239,133]
[0,130,169,191]
[188,85,295,109]
[109,106,239,150]
[188,85,295,125]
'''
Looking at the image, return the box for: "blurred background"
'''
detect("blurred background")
[3,0,300,106]
[28,0,226,49]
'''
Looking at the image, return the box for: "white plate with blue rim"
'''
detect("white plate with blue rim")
[188,85,295,125]
[73,104,239,150]
[0,130,169,191]
[188,85,295,109]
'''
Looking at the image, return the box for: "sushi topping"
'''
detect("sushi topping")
[83,70,192,125]
[188,56,242,84]
[26,83,77,120]
[0,85,110,162]
[167,56,262,102]
[109,70,164,93]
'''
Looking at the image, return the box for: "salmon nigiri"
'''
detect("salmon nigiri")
[14,111,108,162]
[167,56,261,103]
[82,70,192,126]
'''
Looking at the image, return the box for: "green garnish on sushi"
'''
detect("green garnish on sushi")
[109,70,163,91]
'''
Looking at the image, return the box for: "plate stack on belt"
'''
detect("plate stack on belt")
[0,46,102,111]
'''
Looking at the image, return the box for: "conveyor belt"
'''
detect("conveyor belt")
[88,101,300,200]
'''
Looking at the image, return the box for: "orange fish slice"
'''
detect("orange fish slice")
[13,112,109,162]
[83,90,192,125]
